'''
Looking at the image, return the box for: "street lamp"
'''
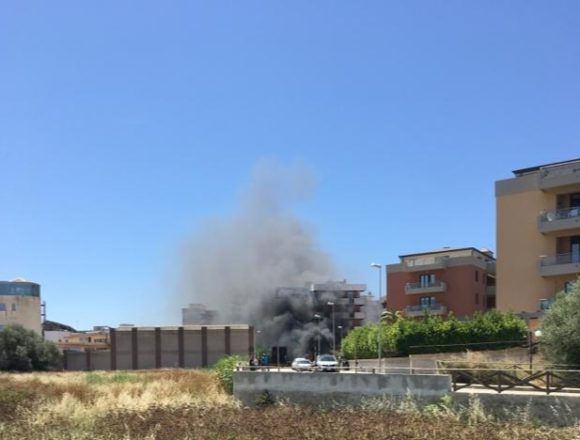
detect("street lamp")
[371,263,383,370]
[327,301,336,354]
[254,330,262,360]
[314,313,321,356]
[337,325,343,349]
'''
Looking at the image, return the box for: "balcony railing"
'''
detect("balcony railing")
[538,298,555,312]
[405,281,447,295]
[538,207,580,234]
[404,256,448,272]
[404,303,448,317]
[538,253,580,277]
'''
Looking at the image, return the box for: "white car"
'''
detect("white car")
[291,357,313,372]
[315,354,339,372]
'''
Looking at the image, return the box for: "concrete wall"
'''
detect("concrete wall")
[0,295,41,334]
[454,392,580,427]
[64,325,252,371]
[233,372,451,406]
[496,189,555,313]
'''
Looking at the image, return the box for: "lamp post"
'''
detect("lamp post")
[254,330,262,360]
[371,263,383,371]
[337,325,343,350]
[314,313,321,357]
[327,301,336,354]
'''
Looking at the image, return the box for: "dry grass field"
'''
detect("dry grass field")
[1,369,579,440]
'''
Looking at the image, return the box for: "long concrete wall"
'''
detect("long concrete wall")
[64,325,252,371]
[233,372,451,406]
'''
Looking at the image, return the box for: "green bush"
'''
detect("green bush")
[540,279,580,366]
[213,355,244,394]
[341,311,527,359]
[0,325,62,371]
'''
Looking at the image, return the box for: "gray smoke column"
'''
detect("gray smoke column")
[176,161,337,354]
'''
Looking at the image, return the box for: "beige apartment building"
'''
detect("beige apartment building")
[0,278,42,334]
[496,158,580,319]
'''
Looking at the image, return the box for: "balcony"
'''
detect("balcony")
[538,298,555,312]
[538,253,580,277]
[538,207,580,234]
[538,164,580,192]
[404,256,448,272]
[405,281,447,295]
[404,303,448,317]
[486,286,496,297]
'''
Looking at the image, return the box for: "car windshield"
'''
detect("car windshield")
[298,360,310,364]
[319,355,336,362]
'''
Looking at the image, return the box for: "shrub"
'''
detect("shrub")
[0,325,62,371]
[213,355,244,394]
[341,311,527,359]
[540,279,580,366]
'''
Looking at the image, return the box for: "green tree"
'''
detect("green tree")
[0,325,62,371]
[540,280,580,366]
[213,355,245,394]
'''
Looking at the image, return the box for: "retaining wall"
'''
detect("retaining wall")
[233,371,451,406]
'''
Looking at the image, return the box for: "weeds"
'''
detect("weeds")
[0,370,579,439]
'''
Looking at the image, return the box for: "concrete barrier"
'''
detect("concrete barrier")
[233,371,451,407]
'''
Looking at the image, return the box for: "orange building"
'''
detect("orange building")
[386,247,496,318]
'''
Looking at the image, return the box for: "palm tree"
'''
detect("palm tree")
[380,309,403,325]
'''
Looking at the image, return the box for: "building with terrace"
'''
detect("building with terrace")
[496,158,580,323]
[386,247,496,318]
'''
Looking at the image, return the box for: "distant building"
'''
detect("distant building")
[56,329,110,352]
[182,303,218,325]
[495,158,580,323]
[0,278,42,334]
[387,247,496,318]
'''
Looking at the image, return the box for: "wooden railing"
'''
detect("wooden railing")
[437,361,580,394]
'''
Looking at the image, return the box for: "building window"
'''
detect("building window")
[420,296,436,307]
[11,304,16,312]
[539,299,554,311]
[475,270,479,282]
[0,304,5,312]
[419,274,436,287]
[475,293,479,305]
[564,282,573,294]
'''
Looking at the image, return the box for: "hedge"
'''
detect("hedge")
[340,311,527,359]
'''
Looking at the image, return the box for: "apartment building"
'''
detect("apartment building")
[276,280,368,329]
[309,281,368,328]
[496,158,580,319]
[386,247,496,318]
[182,303,218,325]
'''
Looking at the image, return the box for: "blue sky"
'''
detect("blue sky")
[1,1,579,329]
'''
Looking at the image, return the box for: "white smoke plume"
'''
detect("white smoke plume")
[176,161,338,356]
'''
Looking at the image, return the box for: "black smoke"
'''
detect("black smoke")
[175,161,342,357]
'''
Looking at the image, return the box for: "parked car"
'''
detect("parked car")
[315,354,339,372]
[291,357,313,372]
